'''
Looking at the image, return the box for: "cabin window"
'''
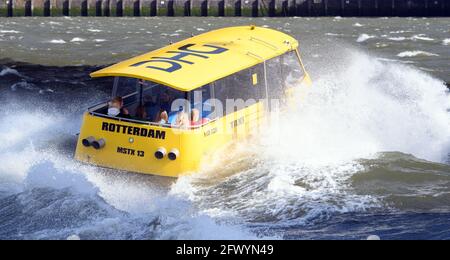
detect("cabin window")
[266,56,285,100]
[213,64,265,116]
[104,77,188,125]
[190,84,213,121]
[266,50,304,100]
[139,80,187,123]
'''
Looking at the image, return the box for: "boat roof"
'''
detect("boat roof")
[90,25,299,92]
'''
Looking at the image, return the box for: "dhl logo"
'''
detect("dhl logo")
[130,44,229,73]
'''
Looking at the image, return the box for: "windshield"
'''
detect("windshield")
[107,77,193,127]
[282,50,305,86]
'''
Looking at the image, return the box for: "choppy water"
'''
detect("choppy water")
[0,17,449,240]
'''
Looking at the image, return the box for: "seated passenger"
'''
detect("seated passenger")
[144,95,160,122]
[155,109,169,125]
[190,108,209,126]
[107,96,130,118]
[159,91,173,112]
[174,111,189,129]
[134,105,147,120]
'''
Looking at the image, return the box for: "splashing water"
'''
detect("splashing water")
[0,48,449,239]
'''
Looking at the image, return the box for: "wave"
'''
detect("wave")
[48,39,67,44]
[0,107,264,239]
[356,34,376,43]
[397,51,439,57]
[170,50,450,228]
[0,48,449,239]
[0,67,20,77]
[70,37,86,42]
[0,30,21,34]
[411,35,435,41]
[387,36,407,41]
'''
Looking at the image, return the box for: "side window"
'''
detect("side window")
[247,63,265,101]
[213,74,235,112]
[191,84,213,119]
[213,64,265,116]
[266,56,284,100]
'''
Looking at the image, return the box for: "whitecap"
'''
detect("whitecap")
[326,33,344,36]
[411,35,434,41]
[0,30,21,34]
[353,23,364,27]
[10,81,38,91]
[442,39,450,45]
[196,28,205,31]
[48,21,62,26]
[0,67,20,77]
[93,39,106,42]
[375,57,401,63]
[397,51,439,57]
[356,34,375,43]
[70,37,86,42]
[48,39,66,44]
[87,29,102,32]
[388,36,407,41]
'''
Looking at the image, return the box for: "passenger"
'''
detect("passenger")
[107,96,130,118]
[190,108,209,126]
[155,109,169,126]
[135,105,147,120]
[174,111,189,129]
[160,91,172,112]
[144,95,160,121]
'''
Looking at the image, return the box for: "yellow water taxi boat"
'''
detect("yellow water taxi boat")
[75,25,311,177]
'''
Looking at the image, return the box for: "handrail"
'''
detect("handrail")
[246,51,264,61]
[249,36,278,51]
[88,110,218,130]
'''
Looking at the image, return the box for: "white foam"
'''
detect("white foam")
[0,67,20,77]
[325,33,344,36]
[93,39,106,42]
[411,35,435,41]
[48,39,66,44]
[388,36,407,41]
[48,21,62,26]
[87,29,102,32]
[389,30,412,34]
[0,30,21,34]
[353,23,364,27]
[67,235,81,240]
[443,39,450,45]
[168,50,450,227]
[70,37,86,42]
[397,50,439,57]
[367,235,381,240]
[356,34,375,43]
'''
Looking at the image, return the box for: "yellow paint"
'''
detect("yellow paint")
[75,26,312,177]
[252,73,258,85]
[90,26,299,92]
[74,102,265,177]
